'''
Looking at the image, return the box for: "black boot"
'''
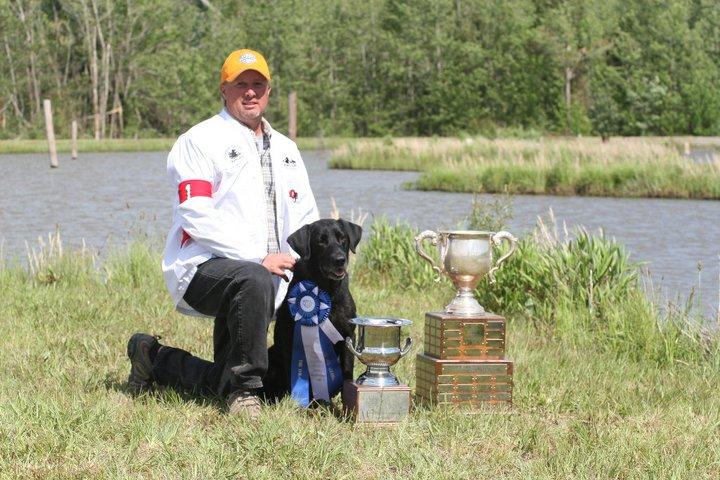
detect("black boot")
[126,333,161,392]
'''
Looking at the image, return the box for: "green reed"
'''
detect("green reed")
[414,160,720,199]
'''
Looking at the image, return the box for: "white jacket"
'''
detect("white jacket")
[162,109,319,316]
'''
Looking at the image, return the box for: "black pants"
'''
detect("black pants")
[152,258,276,397]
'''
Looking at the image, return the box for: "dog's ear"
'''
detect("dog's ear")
[338,219,362,253]
[288,224,312,258]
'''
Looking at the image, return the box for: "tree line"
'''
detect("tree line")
[1,0,718,140]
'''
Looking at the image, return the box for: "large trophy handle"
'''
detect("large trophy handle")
[399,337,413,357]
[345,337,362,359]
[488,231,518,283]
[414,230,443,278]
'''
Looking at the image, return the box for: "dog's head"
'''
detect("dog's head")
[287,219,362,281]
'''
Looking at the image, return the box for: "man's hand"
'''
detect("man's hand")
[261,253,295,281]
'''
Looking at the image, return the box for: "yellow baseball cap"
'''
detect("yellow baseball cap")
[220,49,271,84]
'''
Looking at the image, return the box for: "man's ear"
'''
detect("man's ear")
[287,224,312,259]
[219,84,228,107]
[338,219,362,253]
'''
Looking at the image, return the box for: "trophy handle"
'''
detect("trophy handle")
[399,337,413,357]
[488,231,518,283]
[414,230,443,278]
[345,337,362,359]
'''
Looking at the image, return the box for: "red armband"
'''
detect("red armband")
[178,179,212,203]
[178,179,212,246]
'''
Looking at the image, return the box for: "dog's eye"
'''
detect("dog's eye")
[336,232,347,245]
[319,234,328,245]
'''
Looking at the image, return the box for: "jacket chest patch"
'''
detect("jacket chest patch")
[289,189,299,202]
[282,156,297,168]
[225,145,244,166]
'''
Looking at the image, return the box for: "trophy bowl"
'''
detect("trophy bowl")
[415,230,517,316]
[345,317,413,387]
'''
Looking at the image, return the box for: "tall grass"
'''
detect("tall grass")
[2,217,720,477]
[330,137,720,199]
[329,137,478,170]
[414,158,720,199]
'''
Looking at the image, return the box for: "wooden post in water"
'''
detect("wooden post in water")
[71,120,78,159]
[43,99,59,168]
[94,113,101,140]
[288,90,297,141]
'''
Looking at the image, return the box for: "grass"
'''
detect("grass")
[0,137,350,155]
[0,138,176,154]
[330,137,720,199]
[2,214,720,478]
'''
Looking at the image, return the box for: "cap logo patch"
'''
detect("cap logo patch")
[239,53,257,64]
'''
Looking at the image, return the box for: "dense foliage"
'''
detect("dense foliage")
[1,0,719,139]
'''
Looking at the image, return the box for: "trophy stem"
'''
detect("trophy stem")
[445,288,486,316]
[357,365,400,387]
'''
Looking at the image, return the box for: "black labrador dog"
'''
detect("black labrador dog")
[263,218,362,402]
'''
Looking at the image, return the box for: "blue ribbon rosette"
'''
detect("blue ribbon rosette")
[287,280,344,407]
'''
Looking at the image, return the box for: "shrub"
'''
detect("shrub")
[353,218,439,289]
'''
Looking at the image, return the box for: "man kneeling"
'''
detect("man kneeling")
[126,48,318,417]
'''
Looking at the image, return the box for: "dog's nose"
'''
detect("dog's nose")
[332,255,346,267]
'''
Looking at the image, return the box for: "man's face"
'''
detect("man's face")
[221,69,271,126]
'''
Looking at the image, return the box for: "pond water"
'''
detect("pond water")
[1,150,718,319]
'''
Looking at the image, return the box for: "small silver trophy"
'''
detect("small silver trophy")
[342,317,413,422]
[415,230,517,316]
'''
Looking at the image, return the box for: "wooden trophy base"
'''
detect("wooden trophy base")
[342,381,411,423]
[424,311,506,360]
[415,353,513,407]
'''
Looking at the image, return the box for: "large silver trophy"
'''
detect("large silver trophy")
[342,317,413,422]
[415,230,518,316]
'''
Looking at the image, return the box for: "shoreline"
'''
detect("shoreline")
[0,137,349,154]
[2,135,719,155]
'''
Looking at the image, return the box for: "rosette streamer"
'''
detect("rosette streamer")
[287,280,344,407]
